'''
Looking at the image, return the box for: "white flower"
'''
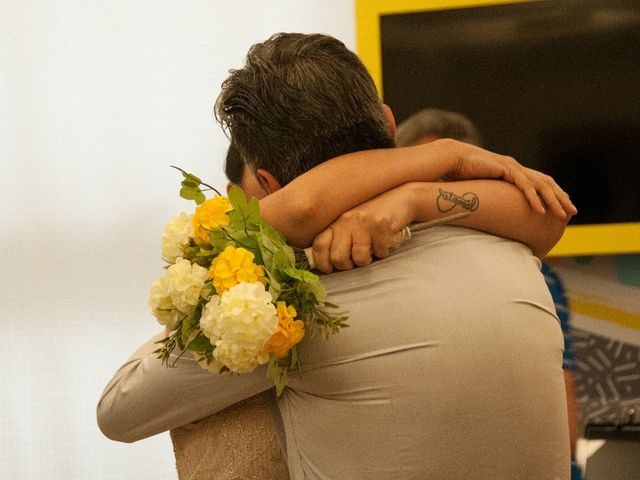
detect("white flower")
[200,282,278,373]
[161,213,194,263]
[166,257,209,313]
[148,276,182,330]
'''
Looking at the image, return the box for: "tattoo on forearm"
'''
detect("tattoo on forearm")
[436,189,479,213]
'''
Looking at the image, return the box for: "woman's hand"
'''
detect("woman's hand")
[309,185,416,273]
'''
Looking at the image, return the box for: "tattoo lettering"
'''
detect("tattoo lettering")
[436,189,479,213]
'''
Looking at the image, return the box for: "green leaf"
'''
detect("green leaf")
[284,265,319,284]
[181,180,199,189]
[194,190,206,205]
[247,196,261,220]
[218,225,261,260]
[227,184,247,210]
[274,371,287,396]
[208,229,230,253]
[258,225,295,274]
[290,345,299,369]
[228,184,261,228]
[297,278,327,302]
[195,248,217,258]
[235,196,261,228]
[260,223,288,250]
[181,245,200,261]
[266,356,278,378]
[180,186,198,200]
[266,356,289,396]
[187,334,212,353]
[267,273,283,300]
[228,185,247,216]
[182,171,202,185]
[181,315,193,344]
[179,186,206,205]
[180,307,201,344]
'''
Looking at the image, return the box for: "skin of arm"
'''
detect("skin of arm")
[258,139,575,248]
[309,179,570,272]
[405,180,569,258]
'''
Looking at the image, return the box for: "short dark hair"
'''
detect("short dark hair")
[215,32,394,186]
[223,143,244,185]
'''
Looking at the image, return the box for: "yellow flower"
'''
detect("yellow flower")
[192,196,232,245]
[266,301,305,359]
[209,246,266,294]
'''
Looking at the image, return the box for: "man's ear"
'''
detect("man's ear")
[382,103,397,140]
[255,168,282,194]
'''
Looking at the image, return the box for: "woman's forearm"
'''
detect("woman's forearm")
[305,177,570,272]
[97,333,273,443]
[258,140,477,247]
[405,180,568,258]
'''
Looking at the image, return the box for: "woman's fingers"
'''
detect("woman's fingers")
[536,180,564,218]
[558,189,578,217]
[510,167,547,215]
[540,184,569,219]
[328,226,355,271]
[310,211,397,272]
[311,229,334,273]
[507,162,577,219]
[542,177,577,219]
[521,168,578,219]
[350,227,374,267]
[371,232,391,259]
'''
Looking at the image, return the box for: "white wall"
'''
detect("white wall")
[0,1,354,478]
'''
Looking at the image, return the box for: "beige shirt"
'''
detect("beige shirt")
[98,226,569,479]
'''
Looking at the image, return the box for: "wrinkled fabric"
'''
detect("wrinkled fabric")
[98,226,570,480]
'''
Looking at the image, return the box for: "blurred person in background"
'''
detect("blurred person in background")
[395,108,482,147]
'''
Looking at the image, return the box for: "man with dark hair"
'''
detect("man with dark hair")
[216,33,394,187]
[99,33,572,479]
[223,142,244,185]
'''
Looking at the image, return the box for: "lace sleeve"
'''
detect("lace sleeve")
[171,392,290,480]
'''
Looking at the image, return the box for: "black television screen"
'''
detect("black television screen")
[379,0,640,227]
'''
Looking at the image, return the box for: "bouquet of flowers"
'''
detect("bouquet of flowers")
[149,167,347,394]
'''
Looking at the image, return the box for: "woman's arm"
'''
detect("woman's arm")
[97,333,273,443]
[259,139,575,247]
[417,181,569,258]
[308,179,571,272]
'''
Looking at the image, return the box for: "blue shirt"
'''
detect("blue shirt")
[541,262,576,371]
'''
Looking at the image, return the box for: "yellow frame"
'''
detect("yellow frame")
[355,0,640,256]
